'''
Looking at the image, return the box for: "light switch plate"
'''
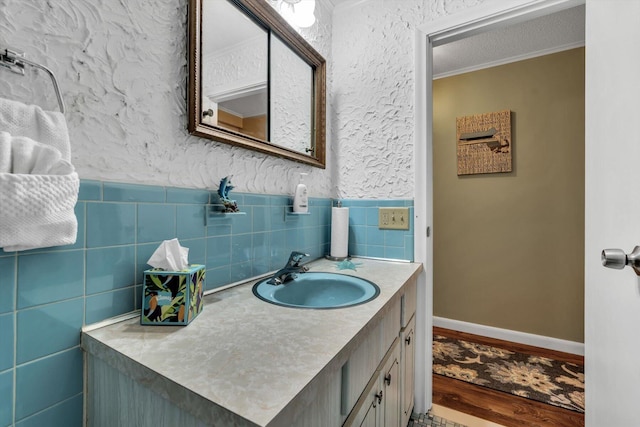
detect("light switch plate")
[378,207,410,230]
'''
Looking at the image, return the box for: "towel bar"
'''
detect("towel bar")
[0,48,66,114]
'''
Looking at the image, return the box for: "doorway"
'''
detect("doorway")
[412,0,586,416]
[432,13,585,347]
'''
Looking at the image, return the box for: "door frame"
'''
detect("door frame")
[412,0,585,413]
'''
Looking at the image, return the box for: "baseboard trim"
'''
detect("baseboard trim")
[433,317,584,356]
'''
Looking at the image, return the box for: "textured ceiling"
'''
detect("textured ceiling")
[330,1,584,78]
[204,1,585,90]
[433,5,585,78]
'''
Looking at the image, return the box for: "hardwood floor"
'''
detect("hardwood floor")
[432,327,585,427]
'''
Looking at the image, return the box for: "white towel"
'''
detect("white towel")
[0,98,79,252]
[0,98,71,162]
[0,132,66,175]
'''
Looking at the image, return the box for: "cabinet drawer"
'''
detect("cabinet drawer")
[380,297,401,357]
[401,278,417,328]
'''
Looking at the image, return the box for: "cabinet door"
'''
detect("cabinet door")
[401,316,416,426]
[345,389,382,427]
[344,378,382,427]
[382,341,400,427]
[358,398,380,427]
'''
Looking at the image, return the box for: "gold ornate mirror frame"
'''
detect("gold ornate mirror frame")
[187,0,327,168]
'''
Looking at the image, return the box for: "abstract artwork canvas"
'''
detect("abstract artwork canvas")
[456,110,512,175]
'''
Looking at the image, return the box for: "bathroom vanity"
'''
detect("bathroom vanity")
[82,258,422,427]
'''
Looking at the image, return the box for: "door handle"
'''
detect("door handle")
[601,246,640,275]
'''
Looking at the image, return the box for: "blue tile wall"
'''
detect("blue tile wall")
[0,370,13,426]
[14,395,83,427]
[0,180,415,426]
[0,314,13,372]
[339,199,415,262]
[0,179,331,427]
[16,298,84,364]
[14,348,83,420]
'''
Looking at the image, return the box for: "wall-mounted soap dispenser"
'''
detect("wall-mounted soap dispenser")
[293,173,308,213]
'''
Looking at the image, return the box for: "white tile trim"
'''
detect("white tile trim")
[433,316,584,356]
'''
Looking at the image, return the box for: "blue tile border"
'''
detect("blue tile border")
[78,180,102,201]
[0,257,16,314]
[103,182,166,203]
[4,178,415,425]
[166,187,210,204]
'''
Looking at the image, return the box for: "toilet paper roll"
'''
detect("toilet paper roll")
[330,207,349,258]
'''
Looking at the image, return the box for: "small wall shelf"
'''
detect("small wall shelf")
[284,207,311,221]
[205,205,246,225]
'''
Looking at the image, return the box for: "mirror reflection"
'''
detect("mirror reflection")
[271,35,314,154]
[201,0,268,140]
[188,0,326,168]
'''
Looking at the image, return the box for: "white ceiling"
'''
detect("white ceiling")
[432,4,585,78]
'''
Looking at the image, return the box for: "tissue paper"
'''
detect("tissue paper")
[147,238,189,270]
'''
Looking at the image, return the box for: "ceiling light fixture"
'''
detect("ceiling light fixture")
[277,0,316,28]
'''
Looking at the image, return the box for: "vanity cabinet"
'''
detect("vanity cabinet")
[382,340,401,427]
[342,277,416,427]
[82,259,422,427]
[343,339,400,427]
[401,315,416,427]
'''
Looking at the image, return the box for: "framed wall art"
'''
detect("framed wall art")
[456,110,512,175]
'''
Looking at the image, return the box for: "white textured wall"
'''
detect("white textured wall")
[0,0,333,197]
[331,0,484,199]
[1,0,491,199]
[203,36,267,101]
[271,35,313,154]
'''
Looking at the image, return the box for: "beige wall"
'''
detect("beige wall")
[433,48,585,343]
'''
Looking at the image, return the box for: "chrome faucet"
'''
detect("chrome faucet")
[267,251,309,285]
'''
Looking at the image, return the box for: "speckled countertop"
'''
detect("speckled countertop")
[82,257,423,427]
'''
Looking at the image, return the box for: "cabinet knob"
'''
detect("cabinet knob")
[384,373,392,386]
[405,336,411,345]
[375,390,383,405]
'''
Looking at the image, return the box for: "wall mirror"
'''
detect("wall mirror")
[188,0,326,168]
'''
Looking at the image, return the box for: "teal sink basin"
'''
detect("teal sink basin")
[252,272,380,309]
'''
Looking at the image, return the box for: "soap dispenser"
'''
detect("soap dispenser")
[293,173,308,213]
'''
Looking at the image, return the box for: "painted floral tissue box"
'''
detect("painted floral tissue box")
[141,264,205,325]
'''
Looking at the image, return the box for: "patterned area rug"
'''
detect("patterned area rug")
[433,334,585,413]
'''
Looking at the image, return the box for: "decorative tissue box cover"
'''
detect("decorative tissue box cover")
[142,264,205,325]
